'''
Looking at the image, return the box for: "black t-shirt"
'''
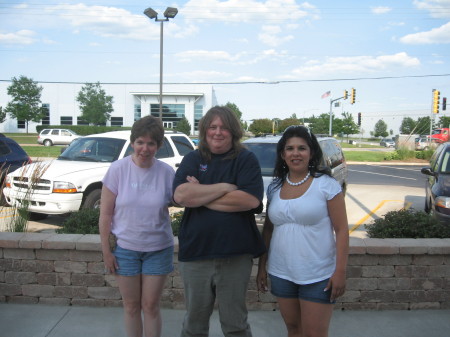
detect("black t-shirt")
[173,148,266,261]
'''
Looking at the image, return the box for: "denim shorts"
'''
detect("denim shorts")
[269,274,335,304]
[113,245,174,276]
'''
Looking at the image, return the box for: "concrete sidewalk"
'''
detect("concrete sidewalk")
[1,303,449,337]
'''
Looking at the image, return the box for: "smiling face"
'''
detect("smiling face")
[206,116,233,154]
[130,134,159,168]
[281,136,312,175]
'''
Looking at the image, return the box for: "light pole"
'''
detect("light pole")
[144,7,178,120]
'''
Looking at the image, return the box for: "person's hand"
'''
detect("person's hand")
[186,176,199,183]
[256,267,269,293]
[324,270,346,302]
[103,251,119,274]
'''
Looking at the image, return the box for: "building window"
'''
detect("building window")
[17,120,25,129]
[134,104,141,121]
[111,117,123,127]
[77,117,89,125]
[194,104,203,132]
[151,104,185,128]
[41,104,50,125]
[60,116,73,125]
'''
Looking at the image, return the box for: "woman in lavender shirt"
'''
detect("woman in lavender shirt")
[99,116,175,337]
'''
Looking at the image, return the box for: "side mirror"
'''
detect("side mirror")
[420,167,435,176]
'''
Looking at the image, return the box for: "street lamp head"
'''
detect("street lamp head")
[164,7,178,19]
[144,7,158,19]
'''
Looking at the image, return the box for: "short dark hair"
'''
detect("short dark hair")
[198,106,243,161]
[130,115,164,147]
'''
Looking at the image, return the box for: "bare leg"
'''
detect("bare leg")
[277,297,302,337]
[116,275,143,337]
[141,274,168,337]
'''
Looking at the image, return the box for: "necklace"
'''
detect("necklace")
[286,171,310,186]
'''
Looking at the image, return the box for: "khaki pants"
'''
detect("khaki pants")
[179,255,253,337]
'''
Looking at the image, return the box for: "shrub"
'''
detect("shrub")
[366,209,450,238]
[56,208,100,234]
[56,208,183,235]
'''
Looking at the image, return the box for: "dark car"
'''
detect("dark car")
[0,135,32,204]
[421,142,450,224]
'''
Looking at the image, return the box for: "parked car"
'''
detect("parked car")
[37,128,81,146]
[380,138,395,148]
[4,130,194,220]
[0,135,32,204]
[243,135,348,213]
[420,142,450,224]
[415,137,438,151]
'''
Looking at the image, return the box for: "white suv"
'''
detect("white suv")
[4,130,194,220]
[38,128,81,146]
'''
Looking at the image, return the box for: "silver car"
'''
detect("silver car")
[37,128,81,146]
[243,135,348,212]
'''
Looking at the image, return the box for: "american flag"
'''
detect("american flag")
[321,91,331,99]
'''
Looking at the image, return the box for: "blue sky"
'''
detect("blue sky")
[1,0,450,136]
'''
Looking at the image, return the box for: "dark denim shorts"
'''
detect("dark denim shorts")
[113,245,174,276]
[269,274,335,304]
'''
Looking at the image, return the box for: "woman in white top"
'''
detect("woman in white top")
[257,125,349,337]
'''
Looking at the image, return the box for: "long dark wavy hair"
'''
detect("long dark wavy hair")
[272,125,331,190]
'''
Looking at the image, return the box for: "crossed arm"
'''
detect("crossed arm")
[173,175,260,212]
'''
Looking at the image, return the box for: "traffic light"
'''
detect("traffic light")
[344,90,348,100]
[350,88,356,104]
[433,90,440,113]
[443,97,447,111]
[357,112,361,126]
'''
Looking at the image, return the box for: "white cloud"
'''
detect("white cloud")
[0,30,36,44]
[400,22,450,44]
[182,0,314,22]
[258,25,294,46]
[414,0,450,19]
[288,52,420,78]
[371,6,392,14]
[175,50,242,62]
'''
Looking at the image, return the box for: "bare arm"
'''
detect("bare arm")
[256,211,274,293]
[99,185,118,273]
[325,192,349,301]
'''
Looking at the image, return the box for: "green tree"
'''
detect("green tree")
[225,102,242,122]
[416,116,432,135]
[438,116,450,129]
[309,113,336,135]
[278,117,300,133]
[5,75,44,133]
[399,117,416,134]
[176,117,191,136]
[374,119,388,138]
[249,118,272,136]
[341,112,359,139]
[0,106,5,124]
[76,82,113,125]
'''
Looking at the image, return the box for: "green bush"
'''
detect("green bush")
[366,209,450,238]
[56,208,184,235]
[56,208,100,234]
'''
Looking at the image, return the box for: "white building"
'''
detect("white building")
[0,81,217,134]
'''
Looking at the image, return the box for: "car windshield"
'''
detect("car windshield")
[58,137,126,162]
[244,143,277,177]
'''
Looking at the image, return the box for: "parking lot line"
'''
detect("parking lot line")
[349,200,412,234]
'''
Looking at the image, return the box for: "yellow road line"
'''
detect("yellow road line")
[349,200,413,233]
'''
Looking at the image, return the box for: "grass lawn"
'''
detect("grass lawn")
[22,146,62,158]
[343,151,388,162]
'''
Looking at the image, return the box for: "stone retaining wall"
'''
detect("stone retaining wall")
[0,233,449,310]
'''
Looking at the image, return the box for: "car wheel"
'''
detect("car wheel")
[82,189,102,210]
[43,139,53,146]
[423,146,429,151]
